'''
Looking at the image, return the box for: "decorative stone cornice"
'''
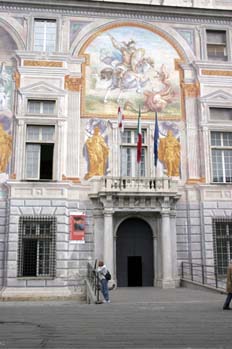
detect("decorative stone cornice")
[23,60,63,67]
[0,3,231,26]
[64,75,82,92]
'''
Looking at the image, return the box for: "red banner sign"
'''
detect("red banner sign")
[70,214,86,242]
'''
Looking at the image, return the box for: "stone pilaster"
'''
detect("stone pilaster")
[157,198,176,288]
[66,92,80,177]
[103,208,114,277]
[170,210,179,286]
[93,210,104,261]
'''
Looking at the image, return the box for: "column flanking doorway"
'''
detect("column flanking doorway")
[116,217,154,287]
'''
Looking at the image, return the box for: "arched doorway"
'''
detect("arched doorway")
[116,218,154,287]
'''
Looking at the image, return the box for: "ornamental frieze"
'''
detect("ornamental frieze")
[202,70,232,77]
[23,60,63,67]
[64,75,82,92]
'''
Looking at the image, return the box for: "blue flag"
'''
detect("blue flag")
[154,112,159,167]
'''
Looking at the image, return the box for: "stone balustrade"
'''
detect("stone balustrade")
[89,176,178,194]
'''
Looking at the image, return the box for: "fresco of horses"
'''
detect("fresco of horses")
[84,26,181,119]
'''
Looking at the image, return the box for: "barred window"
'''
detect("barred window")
[211,131,232,183]
[18,216,56,278]
[121,129,147,177]
[213,219,232,276]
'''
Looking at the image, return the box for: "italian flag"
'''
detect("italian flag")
[137,106,142,163]
[118,106,125,133]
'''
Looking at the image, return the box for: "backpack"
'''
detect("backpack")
[105,270,111,281]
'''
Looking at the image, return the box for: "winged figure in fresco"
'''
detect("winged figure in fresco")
[124,64,175,113]
[99,34,155,103]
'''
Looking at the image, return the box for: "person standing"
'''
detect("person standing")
[97,260,110,303]
[223,260,232,310]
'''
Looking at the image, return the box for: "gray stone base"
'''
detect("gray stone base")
[0,287,86,302]
[156,279,177,288]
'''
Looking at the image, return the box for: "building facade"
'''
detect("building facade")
[0,0,232,299]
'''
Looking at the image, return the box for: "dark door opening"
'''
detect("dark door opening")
[116,218,154,286]
[128,256,142,286]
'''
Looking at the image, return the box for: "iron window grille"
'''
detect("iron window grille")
[18,216,56,278]
[213,218,232,276]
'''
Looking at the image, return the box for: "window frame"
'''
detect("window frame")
[206,29,228,61]
[210,130,232,183]
[209,107,232,122]
[17,216,56,279]
[33,18,57,53]
[121,128,147,177]
[24,124,55,181]
[204,28,231,62]
[213,218,232,277]
[27,99,57,116]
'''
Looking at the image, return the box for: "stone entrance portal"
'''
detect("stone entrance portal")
[116,218,154,287]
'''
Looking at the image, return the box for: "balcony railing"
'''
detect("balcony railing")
[89,176,178,194]
[181,262,226,291]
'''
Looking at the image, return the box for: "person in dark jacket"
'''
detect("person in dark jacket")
[223,260,232,310]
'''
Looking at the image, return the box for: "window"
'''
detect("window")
[34,19,56,52]
[18,216,56,278]
[210,108,232,122]
[213,219,232,276]
[206,30,227,61]
[28,100,56,115]
[121,129,147,177]
[25,125,55,180]
[211,131,232,183]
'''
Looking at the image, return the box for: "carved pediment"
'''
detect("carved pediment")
[200,90,232,104]
[19,82,66,97]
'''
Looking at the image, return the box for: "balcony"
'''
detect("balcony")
[89,176,179,195]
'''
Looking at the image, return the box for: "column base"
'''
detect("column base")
[156,278,177,288]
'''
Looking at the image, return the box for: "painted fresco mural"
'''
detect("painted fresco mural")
[0,62,13,176]
[83,119,109,179]
[0,27,16,177]
[84,26,181,119]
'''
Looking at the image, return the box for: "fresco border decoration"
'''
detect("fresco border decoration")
[78,22,187,121]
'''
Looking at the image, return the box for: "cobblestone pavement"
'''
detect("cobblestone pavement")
[0,287,231,349]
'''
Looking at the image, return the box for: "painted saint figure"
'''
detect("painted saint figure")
[0,124,12,173]
[158,130,180,177]
[84,127,109,180]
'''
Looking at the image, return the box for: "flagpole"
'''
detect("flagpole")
[137,105,142,190]
[118,106,124,186]
[154,111,159,178]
